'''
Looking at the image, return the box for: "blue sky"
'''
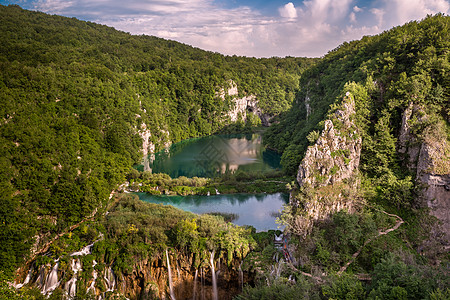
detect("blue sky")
[1,0,449,57]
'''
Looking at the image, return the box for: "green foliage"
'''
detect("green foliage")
[322,274,366,300]
[0,4,313,275]
[265,14,450,178]
[235,277,319,300]
[368,253,449,299]
[93,194,255,273]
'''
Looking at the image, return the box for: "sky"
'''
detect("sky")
[2,0,449,57]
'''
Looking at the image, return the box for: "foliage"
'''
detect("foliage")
[0,4,313,275]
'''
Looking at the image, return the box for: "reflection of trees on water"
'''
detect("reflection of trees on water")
[146,134,280,178]
[146,193,289,207]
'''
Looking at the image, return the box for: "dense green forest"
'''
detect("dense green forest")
[0,4,313,278]
[259,13,449,299]
[1,4,449,300]
[265,13,449,175]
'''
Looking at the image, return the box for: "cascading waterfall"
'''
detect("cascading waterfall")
[209,251,218,300]
[166,249,176,300]
[193,269,198,300]
[238,262,243,291]
[65,258,82,298]
[104,266,116,292]
[42,260,60,295]
[13,267,33,289]
[86,260,97,294]
[215,189,220,195]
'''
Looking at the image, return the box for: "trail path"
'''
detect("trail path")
[337,209,404,275]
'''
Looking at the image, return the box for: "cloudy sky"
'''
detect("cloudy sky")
[2,0,449,57]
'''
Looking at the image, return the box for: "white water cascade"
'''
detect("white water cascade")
[65,258,82,298]
[193,269,198,300]
[42,261,60,295]
[86,260,97,294]
[13,267,33,289]
[104,266,116,292]
[166,249,176,300]
[215,189,220,195]
[210,251,218,300]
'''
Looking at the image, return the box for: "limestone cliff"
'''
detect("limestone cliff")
[220,80,272,126]
[398,103,450,252]
[289,92,362,235]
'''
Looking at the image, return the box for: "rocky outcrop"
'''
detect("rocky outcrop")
[220,80,272,126]
[289,92,362,235]
[138,123,155,158]
[398,103,450,251]
[297,92,362,188]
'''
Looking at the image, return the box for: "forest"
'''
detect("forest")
[0,4,449,300]
[0,3,313,280]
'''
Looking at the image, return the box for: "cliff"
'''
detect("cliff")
[398,103,450,252]
[221,80,272,126]
[288,92,362,235]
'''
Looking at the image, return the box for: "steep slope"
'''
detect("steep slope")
[0,4,314,277]
[266,14,449,244]
[260,14,449,299]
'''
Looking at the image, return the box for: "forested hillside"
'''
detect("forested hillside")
[256,14,450,299]
[0,4,314,277]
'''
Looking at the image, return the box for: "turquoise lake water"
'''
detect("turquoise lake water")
[140,133,281,178]
[138,192,288,231]
[136,134,287,230]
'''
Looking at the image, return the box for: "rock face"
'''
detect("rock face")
[297,93,362,188]
[290,93,361,235]
[19,250,246,300]
[398,103,450,251]
[221,80,272,126]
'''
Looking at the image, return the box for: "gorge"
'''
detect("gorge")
[1,4,449,300]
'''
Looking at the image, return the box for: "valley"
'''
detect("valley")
[1,4,449,300]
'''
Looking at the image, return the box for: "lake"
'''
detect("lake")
[137,192,289,231]
[139,133,281,178]
[136,133,287,230]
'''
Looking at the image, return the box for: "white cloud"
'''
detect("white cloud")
[353,5,362,12]
[30,0,450,57]
[279,2,298,19]
[349,11,356,23]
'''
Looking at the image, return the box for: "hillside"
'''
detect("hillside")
[1,4,449,300]
[0,4,314,278]
[256,13,450,299]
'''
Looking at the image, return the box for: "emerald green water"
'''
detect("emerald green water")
[141,133,281,178]
[137,134,286,230]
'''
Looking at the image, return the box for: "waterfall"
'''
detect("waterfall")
[42,261,60,295]
[65,258,82,298]
[35,266,45,289]
[70,233,104,257]
[215,189,220,195]
[70,243,93,256]
[193,269,198,300]
[104,266,116,292]
[13,267,33,289]
[87,260,97,294]
[209,251,218,300]
[238,262,244,291]
[166,249,176,300]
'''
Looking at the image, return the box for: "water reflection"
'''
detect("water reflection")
[137,192,289,231]
[139,134,281,178]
